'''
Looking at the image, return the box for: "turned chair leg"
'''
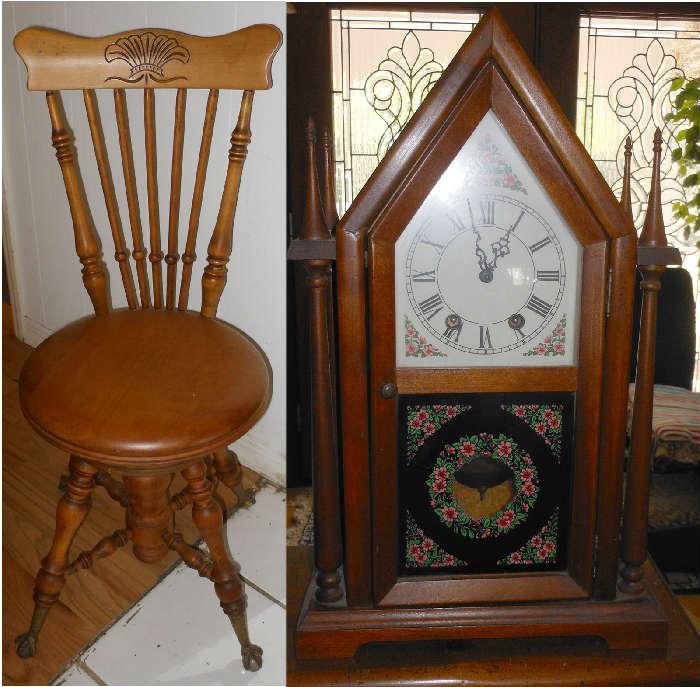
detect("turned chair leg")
[182,459,262,671]
[212,448,256,508]
[16,456,97,658]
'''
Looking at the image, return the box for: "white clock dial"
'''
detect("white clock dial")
[395,111,581,368]
[406,194,566,354]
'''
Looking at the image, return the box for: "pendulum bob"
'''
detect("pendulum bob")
[122,474,174,564]
[452,453,515,519]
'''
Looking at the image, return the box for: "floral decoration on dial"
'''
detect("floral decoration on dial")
[522,314,566,357]
[468,134,528,194]
[404,315,446,358]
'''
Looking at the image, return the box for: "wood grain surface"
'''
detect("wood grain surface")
[19,309,272,467]
[2,336,259,685]
[14,25,281,91]
[288,546,700,687]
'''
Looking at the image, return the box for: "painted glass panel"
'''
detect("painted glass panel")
[399,393,573,573]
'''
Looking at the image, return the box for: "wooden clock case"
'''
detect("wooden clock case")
[295,9,670,659]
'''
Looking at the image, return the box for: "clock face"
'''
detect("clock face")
[396,111,581,367]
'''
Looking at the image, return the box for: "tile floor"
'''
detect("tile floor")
[53,484,286,686]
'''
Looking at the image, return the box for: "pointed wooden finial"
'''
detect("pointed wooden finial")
[620,136,633,221]
[319,128,339,232]
[639,128,667,248]
[300,117,330,241]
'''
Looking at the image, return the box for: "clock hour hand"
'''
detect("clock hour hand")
[464,202,493,283]
[473,228,489,272]
[472,228,498,284]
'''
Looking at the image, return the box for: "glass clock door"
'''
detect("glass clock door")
[399,392,574,574]
[368,70,607,607]
[395,111,582,367]
[389,111,583,578]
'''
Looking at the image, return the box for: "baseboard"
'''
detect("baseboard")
[21,315,54,347]
[231,434,285,487]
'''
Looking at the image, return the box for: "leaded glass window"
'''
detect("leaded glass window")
[330,8,481,213]
[576,14,700,389]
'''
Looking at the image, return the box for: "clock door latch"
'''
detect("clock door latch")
[379,382,397,399]
[605,268,613,318]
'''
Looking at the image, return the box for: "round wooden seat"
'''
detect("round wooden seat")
[19,309,272,468]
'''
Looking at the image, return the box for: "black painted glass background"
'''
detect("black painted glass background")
[398,392,574,575]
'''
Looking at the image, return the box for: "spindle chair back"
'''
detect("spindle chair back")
[15,24,280,317]
[12,23,282,671]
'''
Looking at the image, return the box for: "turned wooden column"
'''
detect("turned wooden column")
[620,129,681,594]
[318,128,339,230]
[123,474,173,565]
[15,456,98,658]
[620,136,633,220]
[302,119,343,603]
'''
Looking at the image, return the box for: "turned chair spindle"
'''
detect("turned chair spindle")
[144,88,165,309]
[47,90,109,315]
[83,88,139,309]
[13,24,281,670]
[201,89,254,318]
[179,88,219,310]
[114,88,151,307]
[166,88,187,310]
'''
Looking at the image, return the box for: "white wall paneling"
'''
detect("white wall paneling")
[2,2,286,483]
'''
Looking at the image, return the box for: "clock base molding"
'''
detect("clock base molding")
[295,561,671,660]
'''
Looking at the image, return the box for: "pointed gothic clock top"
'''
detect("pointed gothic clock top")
[336,8,635,246]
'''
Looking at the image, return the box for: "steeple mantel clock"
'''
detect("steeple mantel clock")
[295,9,670,658]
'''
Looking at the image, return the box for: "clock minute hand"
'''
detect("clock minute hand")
[447,212,489,273]
[489,210,525,270]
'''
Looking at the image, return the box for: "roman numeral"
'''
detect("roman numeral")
[479,325,494,349]
[480,199,495,225]
[526,295,552,318]
[411,269,436,283]
[466,199,477,229]
[529,237,551,253]
[418,293,444,321]
[536,270,560,282]
[420,238,446,255]
[447,213,467,234]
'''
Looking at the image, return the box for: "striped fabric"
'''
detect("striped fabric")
[628,383,700,445]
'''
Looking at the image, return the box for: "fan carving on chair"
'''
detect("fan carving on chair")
[104,32,191,84]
